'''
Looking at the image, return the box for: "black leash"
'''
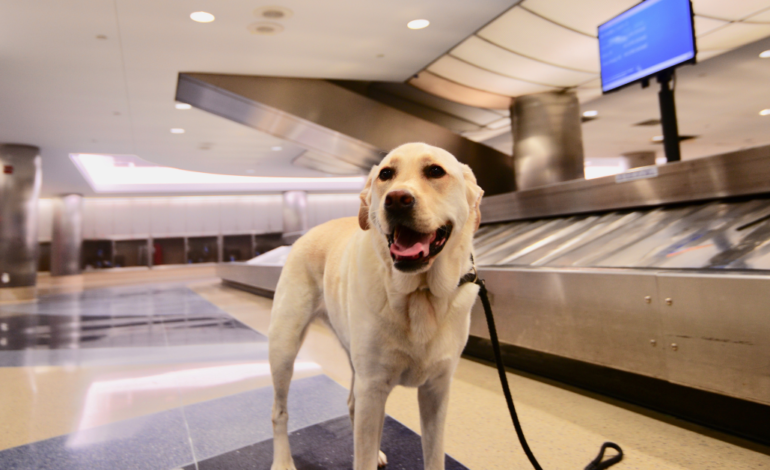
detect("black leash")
[466,275,624,470]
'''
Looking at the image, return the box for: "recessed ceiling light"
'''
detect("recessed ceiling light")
[651,135,664,142]
[759,50,770,58]
[760,109,770,116]
[175,103,192,110]
[271,146,283,151]
[407,19,430,30]
[190,11,215,23]
[582,110,598,118]
[170,128,185,134]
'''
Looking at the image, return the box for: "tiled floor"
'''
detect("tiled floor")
[1,277,768,469]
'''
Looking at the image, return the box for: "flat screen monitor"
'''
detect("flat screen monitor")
[598,0,696,93]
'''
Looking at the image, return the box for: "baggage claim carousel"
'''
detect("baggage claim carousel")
[219,146,770,444]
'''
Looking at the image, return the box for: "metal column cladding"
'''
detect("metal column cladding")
[282,190,308,244]
[512,91,585,190]
[0,144,41,288]
[51,194,83,277]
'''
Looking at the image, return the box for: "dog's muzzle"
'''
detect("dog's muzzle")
[387,223,453,272]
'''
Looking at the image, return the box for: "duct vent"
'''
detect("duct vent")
[254,6,293,20]
[634,119,662,126]
[248,22,284,35]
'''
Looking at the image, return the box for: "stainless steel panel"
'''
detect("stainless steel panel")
[512,91,585,190]
[0,144,41,288]
[176,73,516,195]
[657,273,770,405]
[51,194,83,276]
[481,144,770,223]
[469,267,667,379]
[622,151,655,169]
[282,190,308,243]
[217,263,283,294]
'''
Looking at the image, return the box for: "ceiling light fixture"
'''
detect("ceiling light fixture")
[407,19,430,30]
[271,146,283,151]
[651,135,664,142]
[69,154,366,193]
[760,109,770,116]
[582,110,599,118]
[175,103,192,110]
[760,50,770,58]
[190,11,215,23]
[170,128,185,134]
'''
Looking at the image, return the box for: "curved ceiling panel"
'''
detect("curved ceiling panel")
[427,55,556,97]
[746,9,770,22]
[478,7,600,73]
[698,22,770,50]
[521,0,639,37]
[694,16,730,36]
[408,71,512,110]
[451,36,596,88]
[692,0,770,21]
[696,49,728,62]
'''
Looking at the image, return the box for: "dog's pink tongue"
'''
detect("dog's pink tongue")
[391,228,435,258]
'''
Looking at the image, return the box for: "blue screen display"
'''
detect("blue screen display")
[598,0,695,92]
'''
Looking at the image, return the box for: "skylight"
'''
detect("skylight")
[70,154,365,193]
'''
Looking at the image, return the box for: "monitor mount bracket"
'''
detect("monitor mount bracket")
[656,69,681,162]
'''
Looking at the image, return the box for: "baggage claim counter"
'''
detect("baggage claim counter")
[219,146,770,445]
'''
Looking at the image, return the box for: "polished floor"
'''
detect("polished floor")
[1,275,768,469]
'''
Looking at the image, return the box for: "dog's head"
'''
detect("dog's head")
[358,143,483,274]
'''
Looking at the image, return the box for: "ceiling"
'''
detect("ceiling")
[412,0,770,105]
[1,0,769,197]
[0,0,518,196]
[483,33,770,161]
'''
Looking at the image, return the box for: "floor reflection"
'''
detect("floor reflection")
[0,285,262,351]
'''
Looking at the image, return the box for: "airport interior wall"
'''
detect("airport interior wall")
[34,194,359,270]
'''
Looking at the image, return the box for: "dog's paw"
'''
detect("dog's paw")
[378,450,388,467]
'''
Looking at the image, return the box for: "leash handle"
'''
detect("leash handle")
[474,278,623,470]
[585,443,623,470]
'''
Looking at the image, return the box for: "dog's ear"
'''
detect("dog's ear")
[462,164,484,232]
[358,165,379,231]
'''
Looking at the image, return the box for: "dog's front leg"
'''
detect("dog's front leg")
[418,369,453,470]
[353,379,390,470]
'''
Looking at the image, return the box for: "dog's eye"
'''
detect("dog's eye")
[425,165,446,179]
[378,168,394,181]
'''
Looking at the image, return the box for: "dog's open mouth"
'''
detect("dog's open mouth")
[387,223,452,271]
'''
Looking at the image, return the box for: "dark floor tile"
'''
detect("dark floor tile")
[185,375,350,462]
[0,406,194,470]
[185,415,469,470]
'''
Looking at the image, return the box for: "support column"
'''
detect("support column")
[51,194,83,277]
[0,144,41,302]
[511,91,585,190]
[281,190,308,245]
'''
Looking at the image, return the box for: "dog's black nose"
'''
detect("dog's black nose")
[384,190,415,215]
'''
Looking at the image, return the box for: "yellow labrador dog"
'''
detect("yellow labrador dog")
[269,142,483,470]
